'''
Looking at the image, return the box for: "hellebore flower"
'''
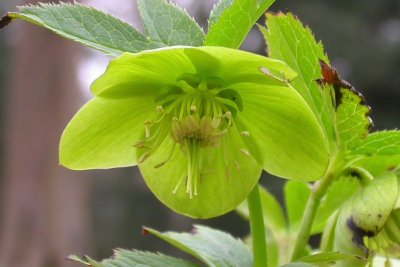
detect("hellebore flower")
[59,46,328,218]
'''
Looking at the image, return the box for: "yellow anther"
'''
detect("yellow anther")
[240,131,250,137]
[133,140,145,148]
[190,105,197,112]
[138,152,150,163]
[156,105,164,113]
[234,160,240,170]
[240,149,250,156]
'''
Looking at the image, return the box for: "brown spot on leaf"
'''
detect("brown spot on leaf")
[141,228,149,235]
[317,60,367,107]
[0,14,12,29]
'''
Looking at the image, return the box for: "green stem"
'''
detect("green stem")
[291,160,338,261]
[248,184,267,267]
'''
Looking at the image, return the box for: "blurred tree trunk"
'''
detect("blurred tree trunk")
[0,0,91,266]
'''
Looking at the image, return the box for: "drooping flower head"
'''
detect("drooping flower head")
[60,46,328,218]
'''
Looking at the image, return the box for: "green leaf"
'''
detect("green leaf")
[312,176,361,234]
[352,131,400,156]
[284,180,311,230]
[205,0,275,48]
[145,225,253,267]
[320,211,339,252]
[208,0,234,28]
[335,86,372,150]
[68,249,197,267]
[263,13,335,150]
[137,0,204,46]
[353,155,400,176]
[280,263,314,267]
[4,3,162,56]
[237,185,287,233]
[295,252,360,264]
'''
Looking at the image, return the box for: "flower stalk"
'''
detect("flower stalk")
[290,156,339,260]
[248,184,268,267]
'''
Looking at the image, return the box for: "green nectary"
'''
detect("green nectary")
[59,46,329,218]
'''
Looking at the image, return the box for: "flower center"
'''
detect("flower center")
[136,75,248,198]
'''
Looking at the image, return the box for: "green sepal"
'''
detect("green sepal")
[332,172,398,266]
[235,83,329,181]
[139,126,262,218]
[91,46,296,99]
[59,97,155,170]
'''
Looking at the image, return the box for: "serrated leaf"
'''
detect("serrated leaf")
[295,252,360,264]
[335,86,371,150]
[353,155,400,176]
[284,180,311,231]
[145,225,252,267]
[263,13,335,150]
[205,0,274,48]
[312,176,361,234]
[137,0,204,46]
[208,0,234,28]
[2,3,163,56]
[352,131,400,156]
[236,185,287,233]
[68,250,197,267]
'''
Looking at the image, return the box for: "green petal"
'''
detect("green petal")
[138,127,262,219]
[92,46,297,99]
[59,97,155,169]
[235,84,329,181]
[91,47,195,98]
[190,46,297,85]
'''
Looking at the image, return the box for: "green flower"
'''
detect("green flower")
[60,46,328,218]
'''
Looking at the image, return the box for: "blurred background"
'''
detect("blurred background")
[0,0,398,266]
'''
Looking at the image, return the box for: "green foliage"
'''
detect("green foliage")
[137,0,204,46]
[284,180,311,231]
[280,263,313,267]
[237,185,287,233]
[5,3,163,56]
[262,13,335,151]
[3,0,400,266]
[68,250,197,267]
[205,0,275,48]
[352,131,400,156]
[145,225,253,267]
[208,0,234,27]
[335,87,372,150]
[295,252,361,265]
[312,176,361,234]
